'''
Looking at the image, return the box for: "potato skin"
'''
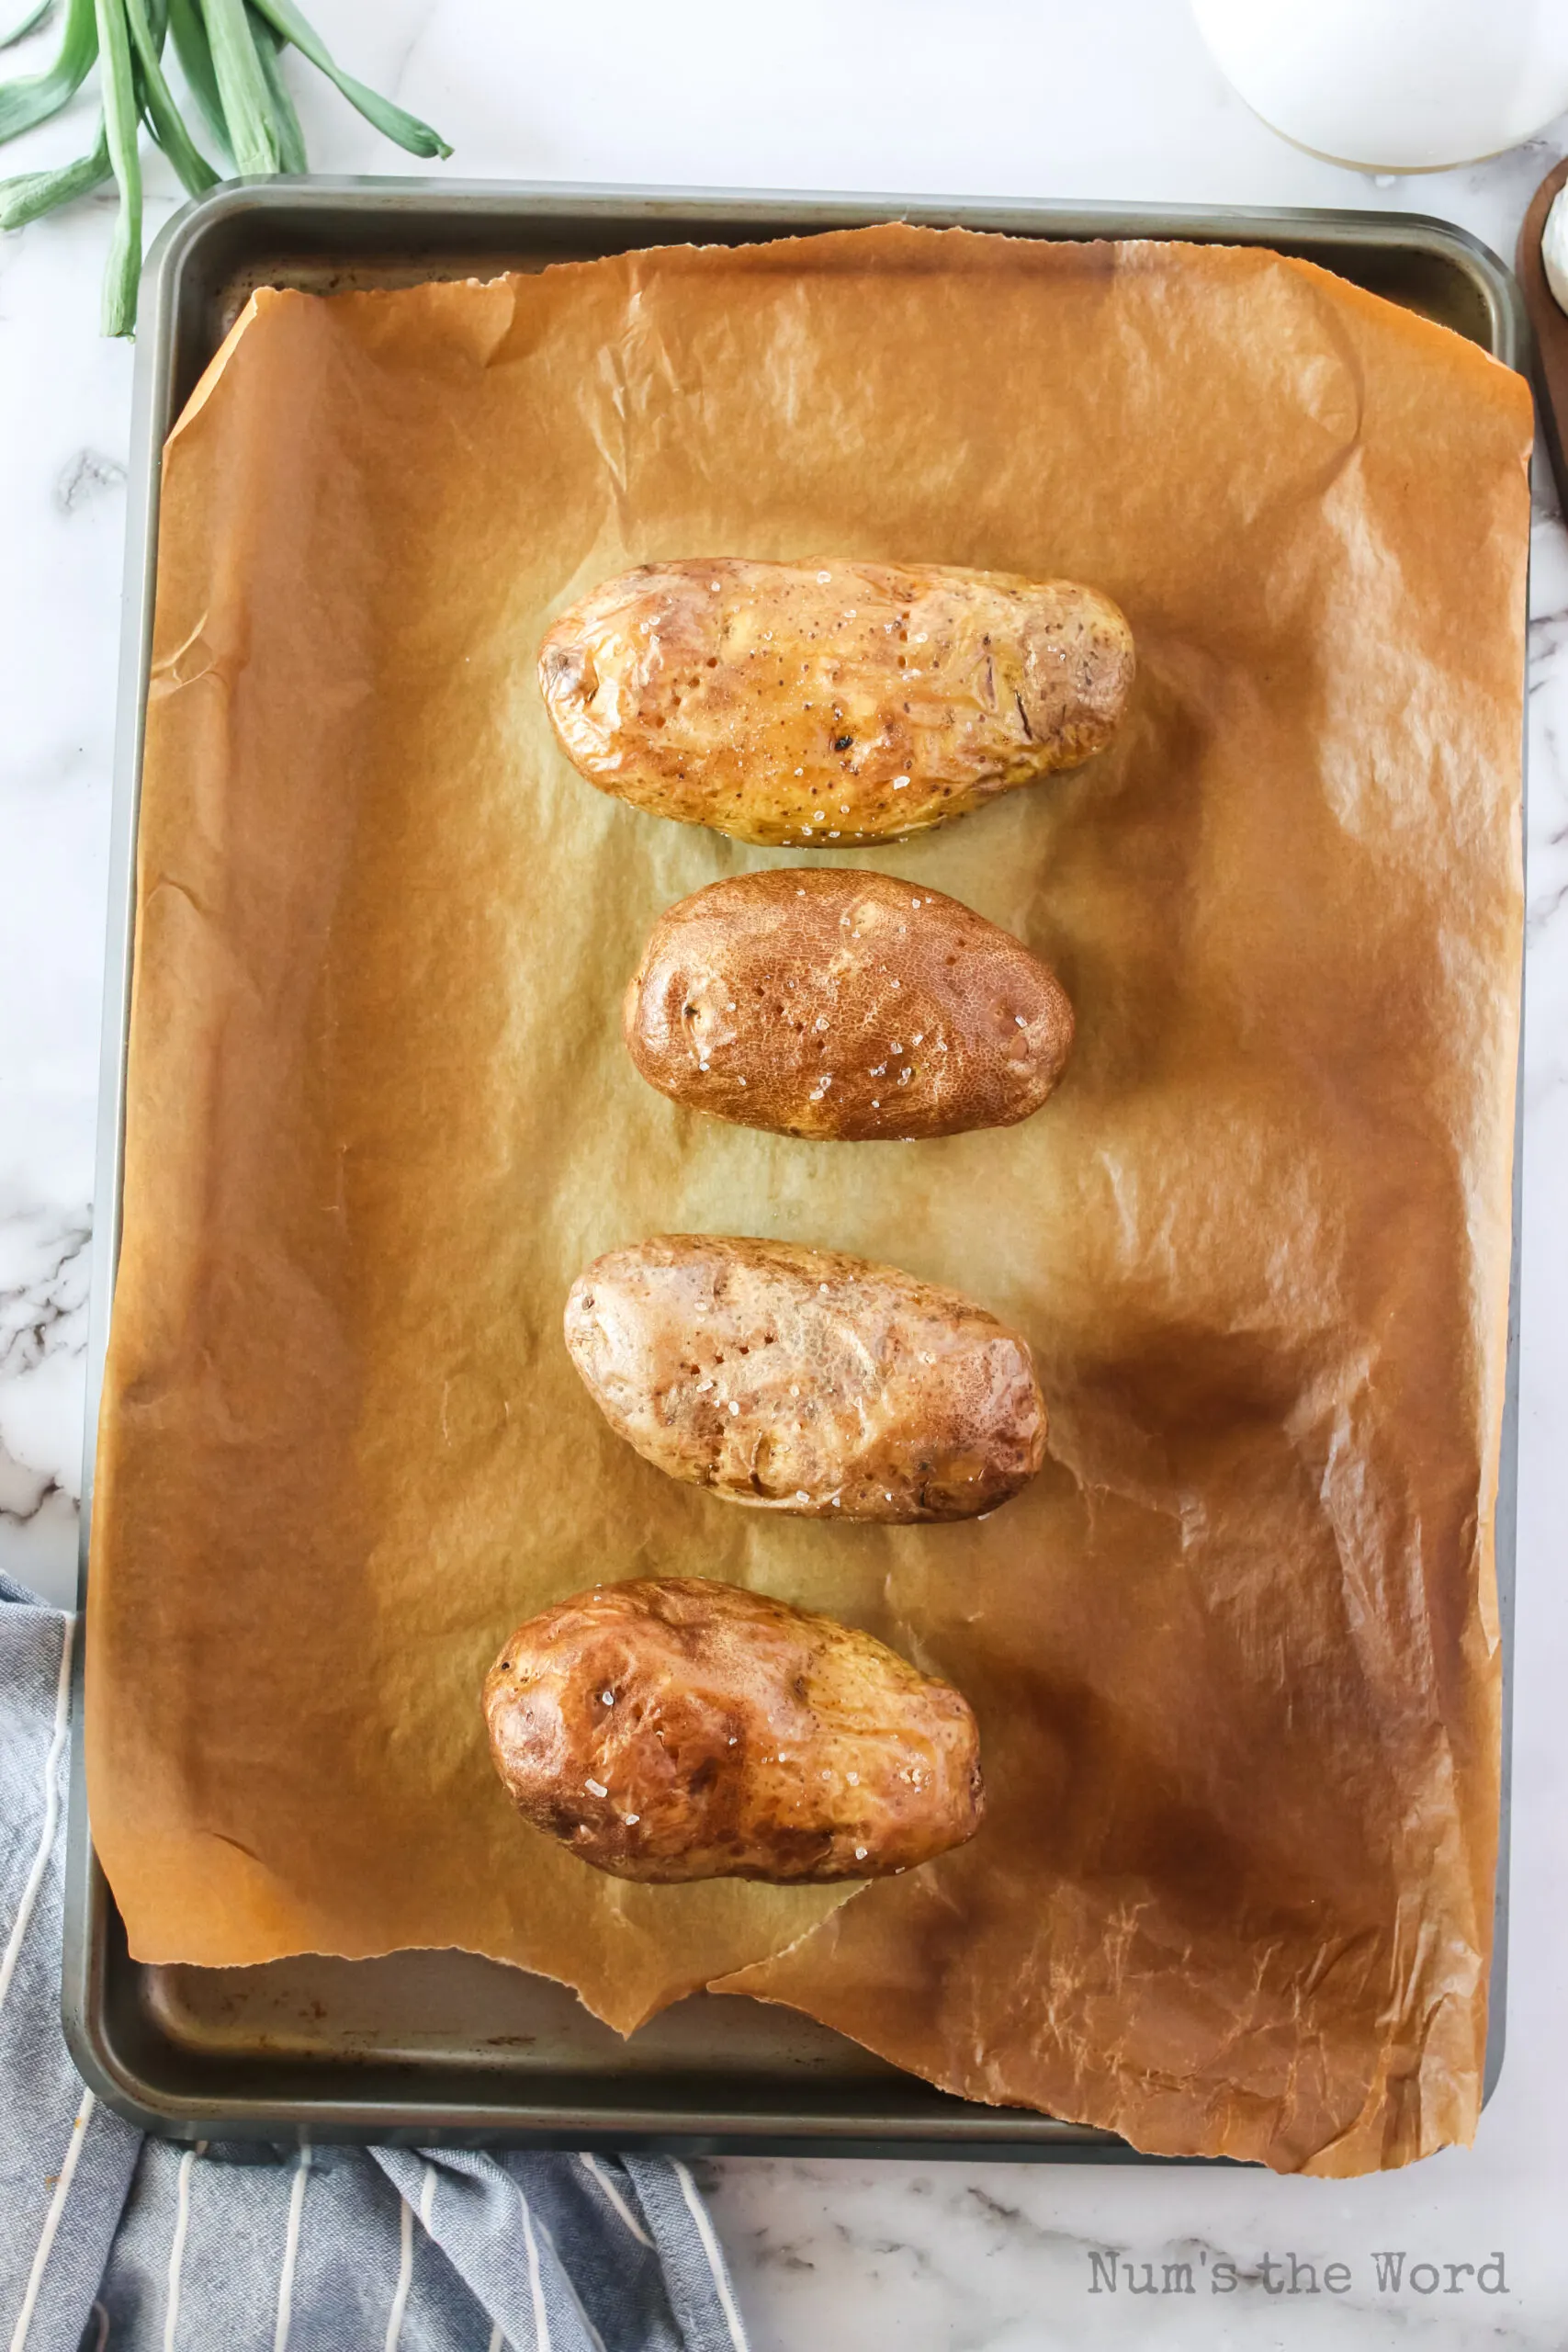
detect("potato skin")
[537,558,1134,845]
[564,1237,1046,1521]
[624,867,1074,1140]
[483,1577,984,1883]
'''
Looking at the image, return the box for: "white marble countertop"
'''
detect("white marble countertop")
[2,2,1565,2344]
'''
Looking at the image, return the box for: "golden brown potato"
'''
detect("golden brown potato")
[624,867,1074,1140]
[564,1236,1045,1521]
[483,1577,984,1883]
[537,557,1134,845]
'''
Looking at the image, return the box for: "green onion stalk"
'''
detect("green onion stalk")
[0,0,449,332]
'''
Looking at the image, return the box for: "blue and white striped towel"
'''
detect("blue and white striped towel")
[0,1574,752,2352]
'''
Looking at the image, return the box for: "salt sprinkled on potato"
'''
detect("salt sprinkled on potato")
[483,1576,984,1883]
[564,1236,1046,1521]
[625,867,1074,1140]
[538,557,1134,844]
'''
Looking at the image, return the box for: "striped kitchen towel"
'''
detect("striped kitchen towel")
[0,1574,752,2352]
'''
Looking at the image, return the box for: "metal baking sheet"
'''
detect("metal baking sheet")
[62,179,1526,2157]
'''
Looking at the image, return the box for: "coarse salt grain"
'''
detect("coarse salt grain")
[624,1813,639,1825]
[796,1489,810,1502]
[1015,1014,1027,1027]
[855,1846,868,1860]
[709,581,720,592]
[585,1779,607,1798]
[817,570,832,582]
[728,1401,740,1416]
[601,1690,615,1704]
[893,776,909,789]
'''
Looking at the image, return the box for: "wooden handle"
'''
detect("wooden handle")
[1519,156,1568,514]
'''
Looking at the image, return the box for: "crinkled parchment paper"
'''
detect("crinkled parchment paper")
[86,226,1530,2171]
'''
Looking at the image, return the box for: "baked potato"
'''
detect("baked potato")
[624,866,1075,1140]
[537,557,1134,845]
[564,1236,1046,1521]
[483,1576,984,1883]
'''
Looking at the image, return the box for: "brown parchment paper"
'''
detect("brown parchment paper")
[86,226,1530,2173]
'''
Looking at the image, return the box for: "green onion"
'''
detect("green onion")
[247,2,303,175]
[165,0,227,158]
[247,0,451,159]
[125,0,215,194]
[0,0,449,331]
[91,0,139,334]
[1,0,56,50]
[92,0,140,334]
[201,0,276,172]
[0,0,94,141]
[0,115,108,226]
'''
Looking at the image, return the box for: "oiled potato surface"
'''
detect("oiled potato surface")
[564,1236,1046,1521]
[537,557,1134,844]
[483,1576,984,1883]
[624,867,1075,1139]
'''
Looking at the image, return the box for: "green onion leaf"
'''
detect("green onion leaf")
[94,0,141,334]
[164,0,226,157]
[0,111,107,224]
[246,0,302,174]
[3,0,449,335]
[199,0,276,173]
[125,0,214,191]
[1,0,56,51]
[246,0,449,158]
[0,0,96,143]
